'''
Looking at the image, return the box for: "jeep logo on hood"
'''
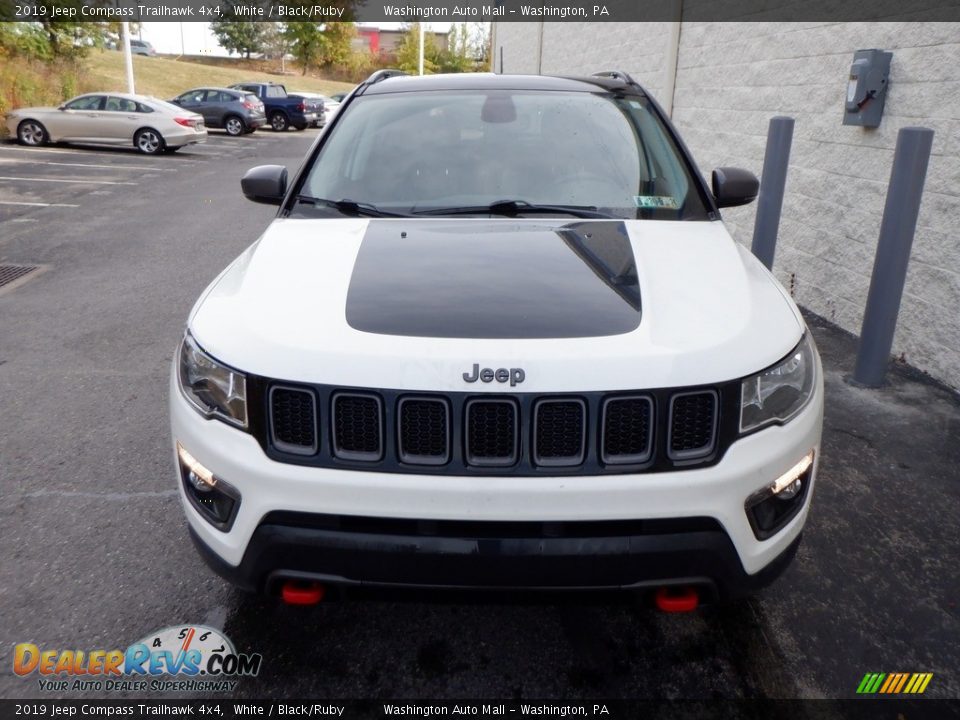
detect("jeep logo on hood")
[463,364,525,387]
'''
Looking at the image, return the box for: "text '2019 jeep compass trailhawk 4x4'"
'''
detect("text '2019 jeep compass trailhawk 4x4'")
[171,70,823,608]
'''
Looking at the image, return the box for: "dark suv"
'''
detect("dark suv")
[171,88,266,136]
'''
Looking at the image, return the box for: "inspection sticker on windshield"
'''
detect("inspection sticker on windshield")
[634,196,678,209]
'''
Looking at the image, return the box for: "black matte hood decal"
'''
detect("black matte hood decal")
[345,220,641,339]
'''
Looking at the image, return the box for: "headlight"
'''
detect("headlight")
[178,333,248,428]
[740,333,816,433]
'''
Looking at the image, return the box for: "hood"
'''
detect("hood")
[189,218,804,392]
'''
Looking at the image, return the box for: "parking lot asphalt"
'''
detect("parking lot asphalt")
[0,130,957,701]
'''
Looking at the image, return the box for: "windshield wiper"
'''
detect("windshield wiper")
[295,195,409,218]
[411,200,614,219]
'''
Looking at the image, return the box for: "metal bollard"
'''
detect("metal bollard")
[751,116,795,270]
[852,127,934,388]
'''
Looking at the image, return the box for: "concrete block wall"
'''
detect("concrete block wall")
[492,21,960,390]
[494,22,672,98]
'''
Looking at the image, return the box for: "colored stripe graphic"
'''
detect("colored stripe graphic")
[857,672,933,694]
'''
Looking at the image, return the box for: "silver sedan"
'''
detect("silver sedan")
[5,92,207,154]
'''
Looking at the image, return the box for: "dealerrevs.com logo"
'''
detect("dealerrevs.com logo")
[14,625,262,693]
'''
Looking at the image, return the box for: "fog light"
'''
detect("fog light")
[770,453,813,496]
[746,450,814,540]
[176,442,240,531]
[177,444,215,488]
[777,476,803,500]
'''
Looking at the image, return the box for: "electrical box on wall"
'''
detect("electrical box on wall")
[843,49,893,128]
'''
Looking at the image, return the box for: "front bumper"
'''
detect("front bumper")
[189,513,802,599]
[170,370,823,596]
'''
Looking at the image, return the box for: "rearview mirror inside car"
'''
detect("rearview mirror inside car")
[711,167,759,208]
[241,165,287,205]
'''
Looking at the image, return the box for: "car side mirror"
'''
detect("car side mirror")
[711,167,759,208]
[241,165,287,205]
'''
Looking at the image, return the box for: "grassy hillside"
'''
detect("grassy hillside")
[84,51,356,99]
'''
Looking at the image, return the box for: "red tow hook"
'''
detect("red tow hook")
[281,580,325,606]
[654,586,699,613]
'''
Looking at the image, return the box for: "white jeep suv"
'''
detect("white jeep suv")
[170,70,823,607]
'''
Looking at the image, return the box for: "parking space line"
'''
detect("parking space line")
[0,158,177,172]
[0,145,202,162]
[0,175,137,185]
[0,200,79,207]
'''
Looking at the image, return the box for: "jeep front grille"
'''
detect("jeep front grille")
[601,396,653,464]
[398,397,450,465]
[258,381,732,476]
[668,390,718,460]
[332,393,383,461]
[466,399,519,466]
[269,386,317,455]
[534,399,586,466]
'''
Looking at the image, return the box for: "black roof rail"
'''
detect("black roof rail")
[592,70,638,86]
[363,69,408,85]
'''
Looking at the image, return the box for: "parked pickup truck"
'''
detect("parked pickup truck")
[228,82,317,132]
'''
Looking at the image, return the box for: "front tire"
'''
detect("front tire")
[270,112,289,132]
[134,128,164,155]
[17,120,48,147]
[224,115,245,136]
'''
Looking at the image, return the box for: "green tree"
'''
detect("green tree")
[319,21,354,67]
[261,23,292,72]
[436,23,472,74]
[469,22,491,70]
[283,22,354,75]
[210,20,266,59]
[394,23,439,74]
[283,22,323,74]
[0,22,53,58]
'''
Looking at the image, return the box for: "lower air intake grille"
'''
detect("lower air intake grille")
[269,386,317,455]
[333,393,383,461]
[602,396,653,464]
[398,397,450,465]
[668,391,718,460]
[466,399,518,467]
[534,399,586,466]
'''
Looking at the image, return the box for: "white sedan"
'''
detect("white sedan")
[5,92,207,154]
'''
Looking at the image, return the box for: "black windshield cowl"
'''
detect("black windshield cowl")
[411,200,615,219]
[295,196,410,218]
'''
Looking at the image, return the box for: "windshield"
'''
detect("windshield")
[297,89,711,220]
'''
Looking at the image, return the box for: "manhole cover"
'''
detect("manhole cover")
[0,264,40,289]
